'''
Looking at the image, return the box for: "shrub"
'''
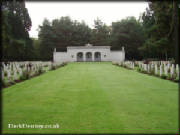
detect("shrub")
[134,63,138,67]
[61,62,67,66]
[174,77,179,82]
[171,73,177,80]
[50,62,67,70]
[137,67,148,74]
[20,70,30,80]
[112,62,119,66]
[137,67,142,72]
[161,74,167,79]
[142,70,148,74]
[4,71,7,77]
[166,74,171,80]
[149,68,155,75]
[168,68,170,73]
[51,64,56,70]
[37,67,44,75]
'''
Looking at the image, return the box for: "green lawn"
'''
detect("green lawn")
[2,62,179,134]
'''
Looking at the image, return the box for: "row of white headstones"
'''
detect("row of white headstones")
[117,61,179,79]
[118,61,135,69]
[138,61,179,78]
[1,61,64,83]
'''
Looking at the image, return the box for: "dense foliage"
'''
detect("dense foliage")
[2,1,33,61]
[37,16,146,60]
[38,17,91,60]
[111,17,145,60]
[1,1,179,63]
[139,1,179,63]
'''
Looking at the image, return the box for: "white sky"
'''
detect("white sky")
[26,2,149,38]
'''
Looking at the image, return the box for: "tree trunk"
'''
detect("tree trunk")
[174,0,179,64]
[165,51,168,61]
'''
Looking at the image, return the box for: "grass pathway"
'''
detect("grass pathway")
[2,62,179,134]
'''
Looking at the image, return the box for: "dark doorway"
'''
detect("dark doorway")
[94,52,101,61]
[77,52,83,62]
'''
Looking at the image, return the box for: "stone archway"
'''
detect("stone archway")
[77,52,83,62]
[94,52,101,61]
[86,52,92,62]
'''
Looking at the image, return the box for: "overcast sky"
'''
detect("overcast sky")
[26,2,149,38]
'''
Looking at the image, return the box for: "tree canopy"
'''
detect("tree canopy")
[2,1,179,63]
[111,17,145,60]
[2,0,33,61]
[139,1,179,63]
[38,17,91,60]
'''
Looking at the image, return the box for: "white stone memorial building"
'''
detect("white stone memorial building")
[53,43,125,62]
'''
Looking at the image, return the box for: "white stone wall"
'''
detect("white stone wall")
[110,51,125,62]
[53,46,125,62]
[53,52,69,62]
[67,48,111,62]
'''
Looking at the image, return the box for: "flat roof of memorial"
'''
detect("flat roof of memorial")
[67,46,110,49]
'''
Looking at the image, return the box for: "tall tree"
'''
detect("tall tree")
[38,18,54,60]
[139,1,179,62]
[38,17,91,60]
[90,18,111,46]
[138,7,158,59]
[2,0,33,61]
[111,17,145,60]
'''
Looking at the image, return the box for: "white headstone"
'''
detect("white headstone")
[150,64,153,71]
[170,64,174,78]
[147,64,150,73]
[164,65,168,76]
[132,62,134,69]
[155,64,158,75]
[122,46,125,52]
[160,65,162,76]
[176,64,179,79]
[13,69,17,80]
[7,69,11,82]
[144,64,147,71]
[167,63,170,69]
[19,68,23,77]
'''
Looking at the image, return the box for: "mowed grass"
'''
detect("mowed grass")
[2,62,179,134]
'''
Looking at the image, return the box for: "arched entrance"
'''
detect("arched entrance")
[94,52,101,61]
[86,52,92,62]
[77,52,83,62]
